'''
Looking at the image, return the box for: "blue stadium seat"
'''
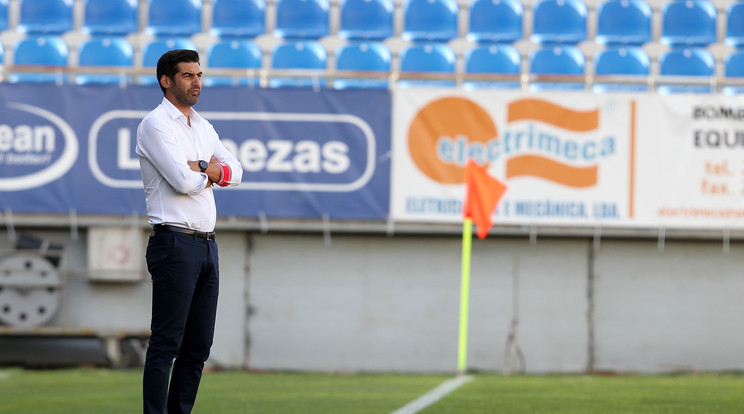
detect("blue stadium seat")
[402,0,459,43]
[595,0,652,46]
[0,0,8,31]
[464,44,521,89]
[270,41,328,88]
[140,38,198,85]
[274,0,330,40]
[206,40,262,87]
[210,0,266,39]
[10,36,69,83]
[399,43,456,87]
[658,48,715,94]
[529,45,585,90]
[531,0,587,45]
[723,51,744,95]
[17,0,73,35]
[146,0,202,37]
[660,0,716,47]
[467,0,523,44]
[593,47,649,92]
[76,37,134,85]
[725,2,744,49]
[83,0,138,36]
[334,42,391,89]
[338,0,394,41]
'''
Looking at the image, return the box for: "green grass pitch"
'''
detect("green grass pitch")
[1,368,743,413]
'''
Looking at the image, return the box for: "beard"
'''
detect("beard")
[174,86,200,108]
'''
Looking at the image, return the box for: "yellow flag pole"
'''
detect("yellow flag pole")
[458,217,473,375]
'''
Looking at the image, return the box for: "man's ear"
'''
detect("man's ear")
[159,75,170,90]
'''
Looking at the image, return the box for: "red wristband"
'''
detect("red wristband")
[216,163,231,187]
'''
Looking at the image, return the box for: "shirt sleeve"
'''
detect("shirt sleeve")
[209,124,243,187]
[136,115,209,195]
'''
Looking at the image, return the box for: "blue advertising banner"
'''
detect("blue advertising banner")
[0,84,391,220]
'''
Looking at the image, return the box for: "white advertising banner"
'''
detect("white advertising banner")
[392,90,635,227]
[391,90,744,230]
[634,96,744,229]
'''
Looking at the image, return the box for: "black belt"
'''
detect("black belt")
[153,224,216,240]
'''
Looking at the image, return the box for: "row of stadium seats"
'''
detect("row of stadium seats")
[0,0,742,46]
[2,34,743,94]
[0,0,742,93]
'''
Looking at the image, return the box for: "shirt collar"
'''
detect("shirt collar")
[160,97,203,125]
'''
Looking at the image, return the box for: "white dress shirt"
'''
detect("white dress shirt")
[136,97,243,232]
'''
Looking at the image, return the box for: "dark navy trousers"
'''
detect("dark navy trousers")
[143,231,219,414]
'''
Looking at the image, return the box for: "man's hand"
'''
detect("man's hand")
[187,160,202,173]
[188,157,222,188]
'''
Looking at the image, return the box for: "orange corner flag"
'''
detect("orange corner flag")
[462,159,508,239]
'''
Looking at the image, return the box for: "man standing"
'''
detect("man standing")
[135,49,243,414]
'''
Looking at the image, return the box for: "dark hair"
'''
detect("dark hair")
[156,49,200,95]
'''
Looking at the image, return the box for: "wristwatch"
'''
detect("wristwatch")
[198,160,208,173]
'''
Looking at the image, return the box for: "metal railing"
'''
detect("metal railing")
[2,65,744,93]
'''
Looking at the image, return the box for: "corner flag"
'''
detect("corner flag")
[458,159,507,374]
[462,159,507,239]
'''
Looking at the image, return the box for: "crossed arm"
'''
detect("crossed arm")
[137,116,243,194]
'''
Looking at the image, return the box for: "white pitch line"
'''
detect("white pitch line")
[390,375,474,414]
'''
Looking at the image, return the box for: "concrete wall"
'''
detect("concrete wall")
[2,228,744,373]
[246,234,744,374]
[247,234,589,373]
[593,240,744,373]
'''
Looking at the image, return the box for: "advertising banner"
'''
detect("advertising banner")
[3,83,744,230]
[391,90,635,227]
[634,96,744,229]
[391,90,744,230]
[0,84,391,220]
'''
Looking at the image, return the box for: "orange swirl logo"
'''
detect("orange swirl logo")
[507,99,599,132]
[506,155,598,187]
[407,97,611,187]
